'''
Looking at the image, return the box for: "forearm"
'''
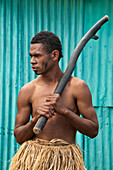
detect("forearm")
[14,118,37,144]
[64,109,99,138]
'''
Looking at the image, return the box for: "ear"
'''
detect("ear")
[51,50,59,61]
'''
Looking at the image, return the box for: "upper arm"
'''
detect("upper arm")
[15,87,32,129]
[74,80,98,124]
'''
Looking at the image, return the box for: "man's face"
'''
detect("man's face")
[29,43,53,75]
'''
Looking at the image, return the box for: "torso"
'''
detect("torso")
[29,76,80,144]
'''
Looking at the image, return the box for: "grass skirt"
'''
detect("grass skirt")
[9,138,86,170]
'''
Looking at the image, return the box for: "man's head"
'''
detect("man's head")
[31,31,63,61]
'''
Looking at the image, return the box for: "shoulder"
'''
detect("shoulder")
[70,76,88,88]
[18,78,38,103]
[20,80,35,95]
[70,77,91,98]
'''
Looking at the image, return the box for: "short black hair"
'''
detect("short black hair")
[31,31,63,61]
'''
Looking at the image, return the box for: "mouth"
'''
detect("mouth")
[31,66,39,72]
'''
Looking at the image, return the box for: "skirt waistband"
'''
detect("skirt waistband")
[31,137,74,146]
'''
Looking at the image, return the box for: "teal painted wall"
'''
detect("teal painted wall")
[0,0,113,169]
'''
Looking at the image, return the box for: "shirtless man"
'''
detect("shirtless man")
[11,31,99,169]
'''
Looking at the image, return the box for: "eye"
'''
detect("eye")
[29,53,32,58]
[34,54,40,57]
[29,53,42,58]
[34,54,42,58]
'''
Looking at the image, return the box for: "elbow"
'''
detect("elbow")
[14,129,23,145]
[90,123,99,139]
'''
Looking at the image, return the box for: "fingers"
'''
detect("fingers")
[46,94,60,104]
[35,94,60,119]
[46,94,66,116]
[46,94,60,100]
[35,103,55,119]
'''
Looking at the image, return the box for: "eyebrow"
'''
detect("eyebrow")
[29,53,41,57]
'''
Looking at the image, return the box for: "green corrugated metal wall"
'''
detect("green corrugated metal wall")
[0,0,113,169]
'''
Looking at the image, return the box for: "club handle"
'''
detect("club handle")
[33,15,109,134]
[33,116,48,134]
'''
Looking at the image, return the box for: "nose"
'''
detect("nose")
[30,57,37,64]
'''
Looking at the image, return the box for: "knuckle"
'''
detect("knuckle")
[52,101,56,105]
[46,109,49,113]
[41,112,46,116]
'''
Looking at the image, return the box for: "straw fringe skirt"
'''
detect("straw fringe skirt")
[9,138,86,170]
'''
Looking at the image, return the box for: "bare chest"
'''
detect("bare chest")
[30,84,77,117]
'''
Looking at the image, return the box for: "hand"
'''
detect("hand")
[46,94,67,115]
[35,102,55,119]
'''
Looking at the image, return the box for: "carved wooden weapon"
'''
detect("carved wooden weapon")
[33,15,109,134]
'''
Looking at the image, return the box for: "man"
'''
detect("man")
[10,31,99,170]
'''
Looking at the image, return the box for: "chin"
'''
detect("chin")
[35,71,44,75]
[35,72,41,75]
[34,69,48,75]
